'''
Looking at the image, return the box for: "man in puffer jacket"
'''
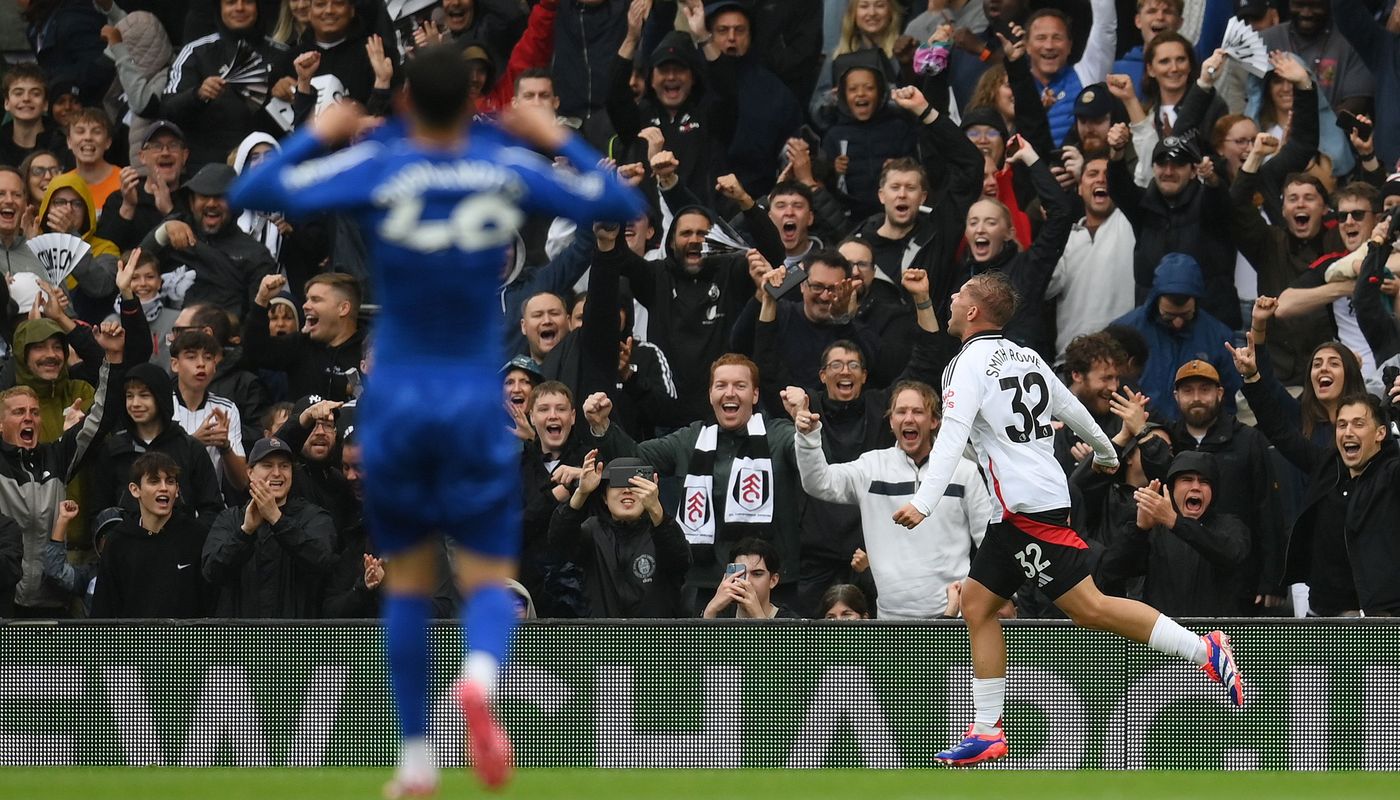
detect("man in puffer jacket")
[98,8,174,166]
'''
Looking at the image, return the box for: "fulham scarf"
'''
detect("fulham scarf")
[678,415,775,545]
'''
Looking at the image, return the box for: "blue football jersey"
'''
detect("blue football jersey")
[229,121,646,371]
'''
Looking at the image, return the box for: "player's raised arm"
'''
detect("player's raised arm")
[229,102,383,216]
[1049,373,1119,471]
[498,106,649,225]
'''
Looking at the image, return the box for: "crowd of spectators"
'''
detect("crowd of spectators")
[1,0,1399,622]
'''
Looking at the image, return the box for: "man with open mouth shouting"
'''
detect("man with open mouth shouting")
[1102,450,1251,617]
[0,281,131,617]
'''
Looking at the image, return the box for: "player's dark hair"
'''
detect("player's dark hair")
[130,451,181,485]
[1063,332,1128,380]
[963,272,1019,326]
[404,45,473,128]
[819,583,870,618]
[729,536,780,576]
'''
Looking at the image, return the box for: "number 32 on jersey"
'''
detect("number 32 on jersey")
[999,373,1052,443]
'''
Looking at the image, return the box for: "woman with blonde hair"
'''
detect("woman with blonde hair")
[813,0,909,122]
[834,0,905,59]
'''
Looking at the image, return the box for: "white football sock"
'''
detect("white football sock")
[461,652,500,697]
[396,736,437,783]
[1148,614,1208,665]
[972,677,1006,734]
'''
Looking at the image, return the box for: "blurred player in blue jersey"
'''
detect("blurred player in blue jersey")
[231,46,646,796]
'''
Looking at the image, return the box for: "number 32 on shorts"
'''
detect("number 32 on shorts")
[1016,542,1051,580]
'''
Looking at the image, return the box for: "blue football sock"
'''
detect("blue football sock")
[460,584,519,695]
[385,593,432,739]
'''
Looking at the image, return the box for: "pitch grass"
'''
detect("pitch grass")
[9,769,1400,800]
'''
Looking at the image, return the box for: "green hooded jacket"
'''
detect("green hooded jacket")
[14,318,95,443]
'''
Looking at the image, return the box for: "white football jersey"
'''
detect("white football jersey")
[910,332,1117,521]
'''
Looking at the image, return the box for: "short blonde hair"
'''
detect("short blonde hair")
[0,386,39,406]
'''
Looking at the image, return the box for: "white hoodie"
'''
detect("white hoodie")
[796,426,993,619]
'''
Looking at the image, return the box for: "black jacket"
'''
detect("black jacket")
[553,0,630,120]
[322,520,457,619]
[1101,507,1252,616]
[785,328,959,569]
[1250,385,1400,615]
[1168,413,1286,600]
[548,501,691,618]
[141,216,278,320]
[280,19,396,124]
[962,159,1073,358]
[733,297,882,409]
[1230,161,1339,384]
[0,510,21,616]
[24,0,114,104]
[90,512,212,618]
[94,363,225,524]
[242,302,364,402]
[97,184,188,253]
[851,114,985,327]
[273,411,357,538]
[821,50,921,220]
[160,20,290,169]
[201,496,338,618]
[541,241,689,441]
[708,51,800,200]
[210,346,273,448]
[619,196,785,423]
[607,31,729,206]
[1109,158,1239,329]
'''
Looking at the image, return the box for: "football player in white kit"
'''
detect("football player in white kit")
[892,272,1244,766]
